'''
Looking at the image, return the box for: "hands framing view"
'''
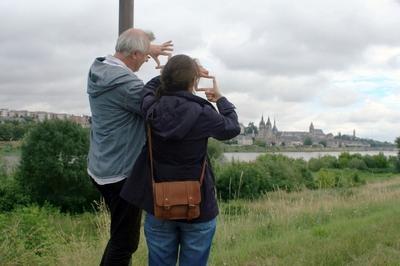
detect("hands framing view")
[149,43,223,103]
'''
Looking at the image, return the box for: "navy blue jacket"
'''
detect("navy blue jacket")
[121,76,240,222]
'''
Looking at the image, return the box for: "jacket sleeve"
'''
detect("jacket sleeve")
[123,78,145,115]
[141,76,161,117]
[199,97,241,140]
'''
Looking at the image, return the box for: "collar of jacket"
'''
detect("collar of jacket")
[161,90,216,111]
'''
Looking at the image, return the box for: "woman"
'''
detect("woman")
[121,54,240,266]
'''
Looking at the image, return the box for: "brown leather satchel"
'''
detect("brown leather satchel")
[147,125,206,220]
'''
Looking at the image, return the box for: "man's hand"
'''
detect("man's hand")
[149,41,173,69]
[196,77,222,103]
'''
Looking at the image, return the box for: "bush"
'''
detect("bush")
[314,169,364,189]
[0,121,34,141]
[308,155,338,172]
[17,120,99,212]
[348,158,368,170]
[371,153,388,168]
[338,152,352,169]
[216,154,313,200]
[254,139,266,147]
[208,138,224,162]
[216,161,267,200]
[256,155,313,191]
[0,175,31,212]
[363,155,376,168]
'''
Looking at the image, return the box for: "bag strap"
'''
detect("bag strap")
[147,124,155,185]
[146,124,207,184]
[199,158,207,185]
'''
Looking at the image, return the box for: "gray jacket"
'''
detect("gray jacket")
[87,57,145,181]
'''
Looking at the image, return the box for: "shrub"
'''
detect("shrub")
[338,152,352,169]
[254,139,266,147]
[371,153,388,169]
[256,155,313,191]
[313,169,364,189]
[348,158,368,170]
[216,154,313,200]
[208,138,224,162]
[216,162,267,200]
[0,121,34,141]
[363,155,376,168]
[0,175,31,212]
[314,169,337,188]
[308,155,338,172]
[17,120,99,212]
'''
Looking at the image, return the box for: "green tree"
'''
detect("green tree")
[0,123,13,140]
[254,139,266,147]
[318,140,327,147]
[0,121,33,141]
[244,122,258,135]
[303,136,312,146]
[17,120,99,212]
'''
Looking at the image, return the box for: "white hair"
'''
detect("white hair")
[115,29,155,57]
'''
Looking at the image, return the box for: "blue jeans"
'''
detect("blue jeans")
[144,213,216,266]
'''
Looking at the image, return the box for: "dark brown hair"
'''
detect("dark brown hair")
[157,54,199,96]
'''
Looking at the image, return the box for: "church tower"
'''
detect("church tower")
[272,119,278,134]
[309,122,315,134]
[266,117,272,130]
[259,115,266,130]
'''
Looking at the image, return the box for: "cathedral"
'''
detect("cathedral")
[255,115,334,146]
[236,115,366,147]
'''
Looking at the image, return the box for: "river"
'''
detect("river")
[223,150,399,162]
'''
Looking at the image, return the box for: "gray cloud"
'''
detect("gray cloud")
[1,0,400,141]
[208,0,400,75]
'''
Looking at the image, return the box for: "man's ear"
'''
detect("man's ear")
[131,51,139,59]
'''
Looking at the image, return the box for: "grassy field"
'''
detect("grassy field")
[0,141,21,175]
[1,176,400,265]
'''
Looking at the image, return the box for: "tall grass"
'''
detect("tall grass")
[209,177,400,265]
[1,177,400,265]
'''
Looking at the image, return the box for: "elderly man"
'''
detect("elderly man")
[87,28,173,266]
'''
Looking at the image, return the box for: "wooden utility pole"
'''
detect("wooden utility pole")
[119,0,134,35]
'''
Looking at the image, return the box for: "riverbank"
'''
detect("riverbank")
[224,150,399,162]
[223,144,397,153]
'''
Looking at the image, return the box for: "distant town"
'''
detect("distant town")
[0,108,90,128]
[235,115,393,148]
[0,108,394,148]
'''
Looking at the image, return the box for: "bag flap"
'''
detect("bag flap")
[154,181,201,206]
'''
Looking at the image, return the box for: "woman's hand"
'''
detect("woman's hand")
[197,77,222,103]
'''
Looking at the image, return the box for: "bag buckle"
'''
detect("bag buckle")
[163,197,170,210]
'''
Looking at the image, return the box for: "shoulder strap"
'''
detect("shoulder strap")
[147,124,155,185]
[199,159,207,185]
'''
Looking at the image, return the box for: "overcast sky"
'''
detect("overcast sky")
[1,0,399,142]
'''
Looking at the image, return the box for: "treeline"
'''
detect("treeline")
[213,150,400,200]
[0,120,34,141]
